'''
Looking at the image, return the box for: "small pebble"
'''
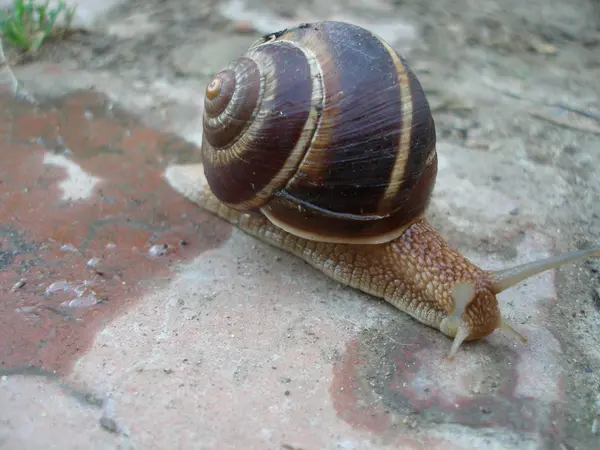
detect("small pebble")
[45,280,74,295]
[11,279,26,291]
[87,257,102,268]
[60,294,99,308]
[148,243,168,257]
[60,243,79,252]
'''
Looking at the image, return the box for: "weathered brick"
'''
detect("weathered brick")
[0,90,231,375]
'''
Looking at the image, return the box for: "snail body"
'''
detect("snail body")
[174,21,600,359]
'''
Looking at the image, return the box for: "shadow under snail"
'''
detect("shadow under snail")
[167,20,600,359]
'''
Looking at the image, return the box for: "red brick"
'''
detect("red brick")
[0,90,232,375]
[11,109,60,142]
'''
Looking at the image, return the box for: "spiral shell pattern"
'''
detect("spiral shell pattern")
[201,21,437,244]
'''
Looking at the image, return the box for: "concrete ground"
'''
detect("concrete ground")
[1,0,599,449]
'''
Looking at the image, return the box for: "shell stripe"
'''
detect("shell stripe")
[280,26,338,194]
[390,55,437,216]
[202,42,318,209]
[282,23,406,217]
[251,38,324,211]
[376,37,412,212]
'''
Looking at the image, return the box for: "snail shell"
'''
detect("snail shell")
[201,21,437,244]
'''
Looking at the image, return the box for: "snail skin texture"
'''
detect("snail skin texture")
[169,21,600,359]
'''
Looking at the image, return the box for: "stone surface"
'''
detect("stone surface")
[218,0,418,53]
[1,0,600,448]
[0,374,123,449]
[0,85,593,449]
[171,0,419,79]
[10,63,208,146]
[172,34,259,78]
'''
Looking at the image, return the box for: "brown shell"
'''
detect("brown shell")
[201,21,437,244]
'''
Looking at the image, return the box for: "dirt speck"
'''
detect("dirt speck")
[99,416,119,434]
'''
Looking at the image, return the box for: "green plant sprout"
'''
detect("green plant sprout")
[0,0,76,53]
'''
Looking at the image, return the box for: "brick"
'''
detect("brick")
[0,90,231,375]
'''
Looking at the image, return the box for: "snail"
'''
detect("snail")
[168,20,600,359]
